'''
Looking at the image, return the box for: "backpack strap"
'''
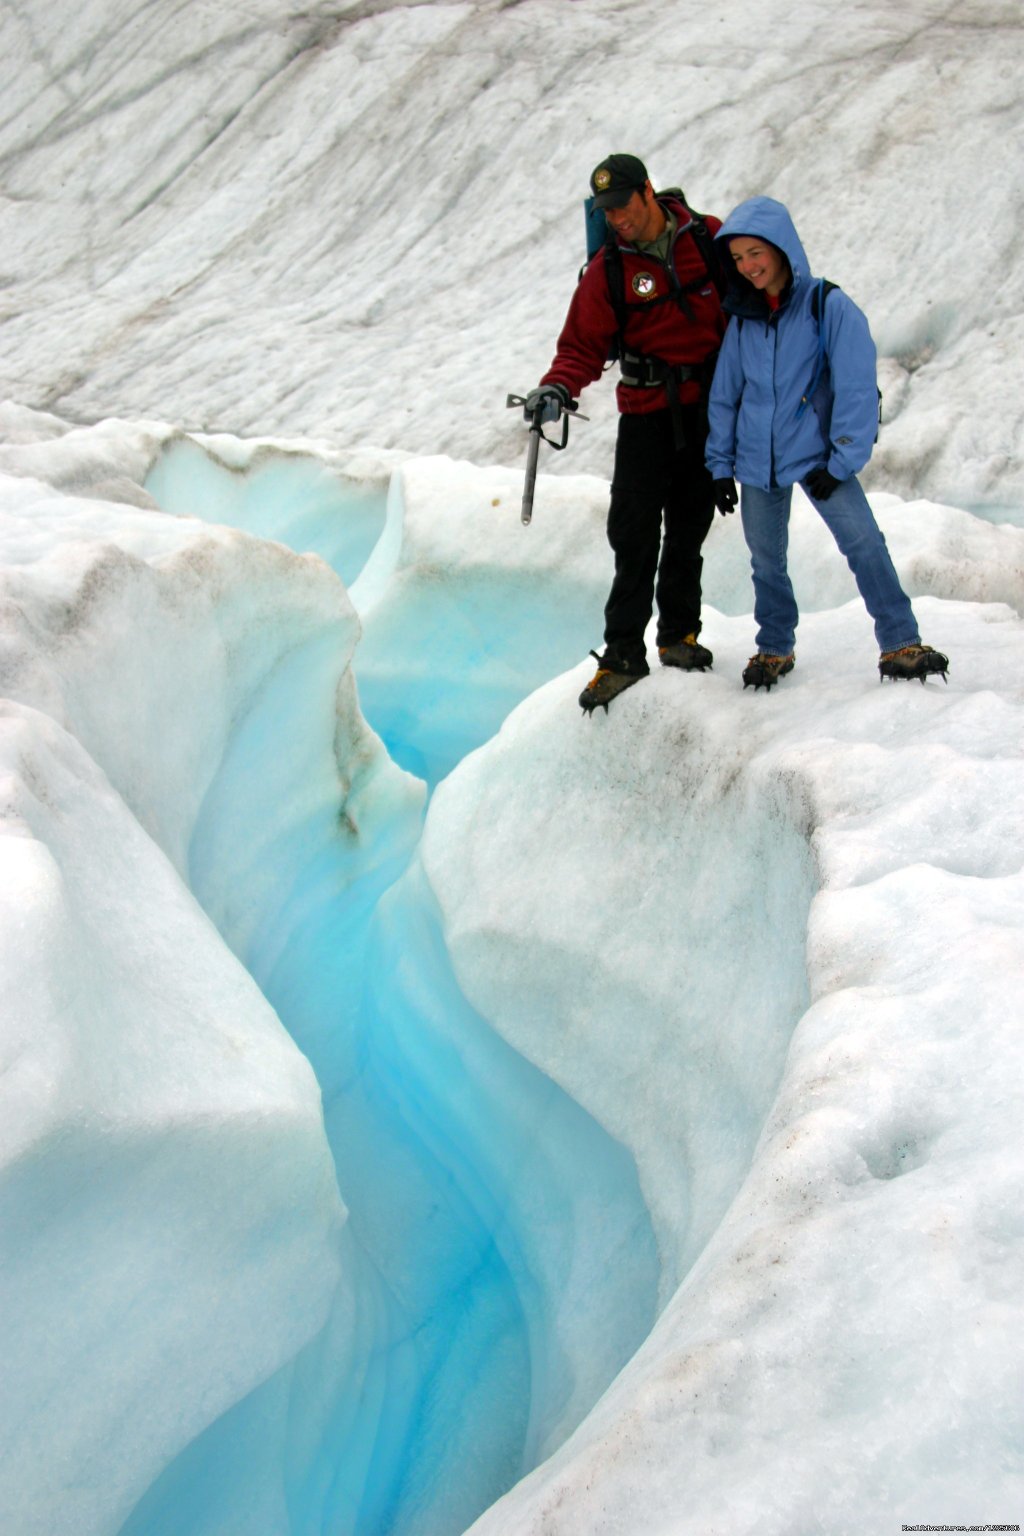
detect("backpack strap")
[799,278,882,441]
[810,278,839,320]
[798,278,839,417]
[681,215,728,302]
[655,189,727,299]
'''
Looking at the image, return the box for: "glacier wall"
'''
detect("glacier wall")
[0,474,356,1535]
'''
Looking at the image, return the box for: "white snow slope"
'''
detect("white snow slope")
[1,0,1022,513]
[1,1,1023,1534]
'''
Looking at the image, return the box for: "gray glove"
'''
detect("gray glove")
[524,383,572,424]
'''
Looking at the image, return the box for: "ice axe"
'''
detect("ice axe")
[505,392,586,526]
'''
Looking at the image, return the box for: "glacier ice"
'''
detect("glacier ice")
[0,611,346,1534]
[1,0,1024,1525]
[4,407,1024,1535]
[1,422,665,1536]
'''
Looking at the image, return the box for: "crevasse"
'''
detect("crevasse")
[122,440,662,1535]
[124,437,814,1536]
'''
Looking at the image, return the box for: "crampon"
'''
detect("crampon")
[658,633,713,672]
[742,652,795,691]
[878,644,949,684]
[578,650,648,715]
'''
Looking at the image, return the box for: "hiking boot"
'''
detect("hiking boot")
[878,643,949,684]
[578,649,649,715]
[742,652,795,691]
[658,633,713,671]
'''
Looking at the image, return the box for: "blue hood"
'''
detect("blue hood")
[716,196,812,315]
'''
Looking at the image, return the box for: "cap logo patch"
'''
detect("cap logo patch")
[594,168,612,190]
[632,272,656,298]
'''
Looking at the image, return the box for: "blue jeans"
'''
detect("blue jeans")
[739,477,920,656]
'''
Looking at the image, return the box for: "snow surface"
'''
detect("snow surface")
[1,1,1023,1533]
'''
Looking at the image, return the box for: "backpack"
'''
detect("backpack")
[582,187,727,364]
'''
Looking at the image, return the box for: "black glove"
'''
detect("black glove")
[712,477,738,515]
[524,383,572,424]
[804,466,841,501]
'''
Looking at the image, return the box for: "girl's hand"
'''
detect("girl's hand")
[804,467,841,501]
[713,477,738,515]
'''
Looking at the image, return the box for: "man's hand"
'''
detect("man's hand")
[524,383,572,424]
[712,477,738,515]
[804,466,841,501]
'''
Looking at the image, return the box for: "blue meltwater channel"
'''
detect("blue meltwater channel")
[120,444,662,1535]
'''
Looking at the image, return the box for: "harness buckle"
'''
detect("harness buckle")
[619,353,699,391]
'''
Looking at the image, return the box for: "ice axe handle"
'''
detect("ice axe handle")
[505,392,585,527]
[520,423,541,525]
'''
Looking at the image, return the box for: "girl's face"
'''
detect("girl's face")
[728,236,789,297]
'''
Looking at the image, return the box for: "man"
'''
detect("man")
[525,153,726,714]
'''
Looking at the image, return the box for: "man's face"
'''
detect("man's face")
[728,236,789,297]
[604,184,664,245]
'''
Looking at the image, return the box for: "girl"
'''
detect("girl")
[705,196,947,689]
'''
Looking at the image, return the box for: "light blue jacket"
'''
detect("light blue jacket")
[705,197,879,489]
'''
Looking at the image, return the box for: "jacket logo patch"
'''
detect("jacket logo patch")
[632,272,656,298]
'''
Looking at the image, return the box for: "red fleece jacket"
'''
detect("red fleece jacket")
[541,199,726,414]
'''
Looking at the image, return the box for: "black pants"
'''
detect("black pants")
[603,405,715,663]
